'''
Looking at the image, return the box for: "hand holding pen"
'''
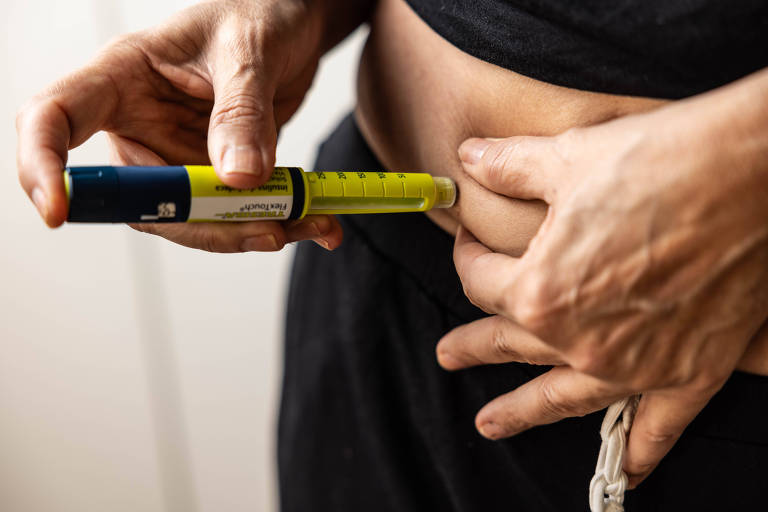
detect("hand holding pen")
[16,0,362,252]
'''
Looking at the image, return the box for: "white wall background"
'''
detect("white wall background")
[0,2,366,511]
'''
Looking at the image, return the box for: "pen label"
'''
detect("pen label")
[188,195,293,220]
[185,166,294,221]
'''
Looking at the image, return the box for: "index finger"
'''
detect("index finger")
[16,70,119,226]
[453,225,524,315]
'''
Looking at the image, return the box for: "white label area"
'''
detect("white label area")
[188,195,294,221]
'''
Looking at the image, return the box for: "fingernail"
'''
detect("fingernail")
[241,234,279,252]
[459,138,492,165]
[478,422,503,440]
[436,350,462,370]
[314,238,332,251]
[32,187,48,221]
[222,145,262,177]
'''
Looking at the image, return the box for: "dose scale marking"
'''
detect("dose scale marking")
[63,166,456,223]
[308,171,444,214]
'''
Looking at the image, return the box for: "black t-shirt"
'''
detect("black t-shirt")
[404,0,768,98]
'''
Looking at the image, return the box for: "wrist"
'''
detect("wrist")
[684,67,768,219]
[682,68,768,181]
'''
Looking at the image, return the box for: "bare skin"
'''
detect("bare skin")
[356,0,662,255]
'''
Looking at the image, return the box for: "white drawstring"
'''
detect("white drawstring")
[589,396,640,512]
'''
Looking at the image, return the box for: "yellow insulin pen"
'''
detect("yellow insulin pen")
[63,166,456,222]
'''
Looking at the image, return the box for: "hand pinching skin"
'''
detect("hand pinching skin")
[438,71,768,487]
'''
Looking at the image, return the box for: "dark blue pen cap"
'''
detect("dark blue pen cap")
[66,166,120,222]
[65,166,192,223]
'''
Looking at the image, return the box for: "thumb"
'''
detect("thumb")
[208,64,277,188]
[458,136,559,203]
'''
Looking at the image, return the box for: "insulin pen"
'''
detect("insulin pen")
[63,166,456,223]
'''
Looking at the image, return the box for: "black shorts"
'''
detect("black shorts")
[278,114,768,511]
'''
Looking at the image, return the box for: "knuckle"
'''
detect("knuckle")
[555,127,582,147]
[217,0,304,45]
[483,139,531,189]
[509,269,561,335]
[485,142,517,185]
[215,15,265,63]
[569,346,610,378]
[492,283,515,316]
[628,461,656,475]
[99,31,148,62]
[199,230,229,253]
[553,128,582,164]
[15,98,45,131]
[105,32,140,50]
[639,424,678,445]
[538,379,582,419]
[568,350,594,374]
[511,287,547,332]
[211,96,265,127]
[490,320,517,360]
[462,286,489,313]
[511,302,539,331]
[484,144,508,181]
